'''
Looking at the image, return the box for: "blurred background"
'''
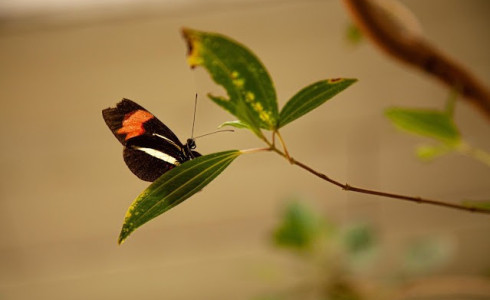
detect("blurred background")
[0,0,489,299]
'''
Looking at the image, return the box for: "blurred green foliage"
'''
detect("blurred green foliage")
[256,199,456,300]
[346,23,363,45]
[385,93,490,166]
[273,200,329,250]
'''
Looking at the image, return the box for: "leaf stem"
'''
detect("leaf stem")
[276,130,292,163]
[240,147,272,154]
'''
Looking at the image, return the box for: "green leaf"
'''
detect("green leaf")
[118,150,241,244]
[415,144,451,161]
[278,79,357,128]
[182,28,279,132]
[385,108,461,145]
[273,201,324,250]
[218,120,250,130]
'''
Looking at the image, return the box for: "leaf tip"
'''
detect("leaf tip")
[118,223,133,245]
[117,231,127,245]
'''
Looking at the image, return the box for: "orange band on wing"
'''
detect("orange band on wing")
[117,110,154,140]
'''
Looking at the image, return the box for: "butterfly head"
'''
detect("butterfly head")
[186,138,197,150]
[182,138,200,160]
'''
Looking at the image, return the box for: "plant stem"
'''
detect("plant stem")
[240,147,272,154]
[264,145,490,215]
[276,130,292,162]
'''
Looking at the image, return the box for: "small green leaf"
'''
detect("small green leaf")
[211,95,263,137]
[278,79,357,128]
[416,144,451,161]
[182,28,279,132]
[118,150,241,244]
[385,108,461,145]
[218,120,250,130]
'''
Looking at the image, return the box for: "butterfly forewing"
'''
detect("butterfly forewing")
[102,99,182,146]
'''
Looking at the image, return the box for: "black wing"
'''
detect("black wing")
[102,99,189,182]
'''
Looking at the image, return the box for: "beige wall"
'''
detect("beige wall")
[0,0,489,299]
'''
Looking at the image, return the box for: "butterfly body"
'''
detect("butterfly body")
[102,99,201,182]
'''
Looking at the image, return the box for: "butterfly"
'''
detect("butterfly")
[102,99,201,182]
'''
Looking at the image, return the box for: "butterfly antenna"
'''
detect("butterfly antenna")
[194,129,234,139]
[191,93,198,140]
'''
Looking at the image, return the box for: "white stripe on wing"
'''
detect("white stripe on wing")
[153,133,182,151]
[134,147,181,166]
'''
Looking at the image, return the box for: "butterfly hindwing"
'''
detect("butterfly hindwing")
[123,147,176,182]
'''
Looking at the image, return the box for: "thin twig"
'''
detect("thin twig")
[263,144,490,215]
[294,157,489,214]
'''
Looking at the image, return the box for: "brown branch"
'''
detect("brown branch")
[342,0,490,120]
[289,156,490,214]
[259,145,490,214]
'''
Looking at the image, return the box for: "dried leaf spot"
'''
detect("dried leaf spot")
[186,41,204,67]
[327,78,343,84]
